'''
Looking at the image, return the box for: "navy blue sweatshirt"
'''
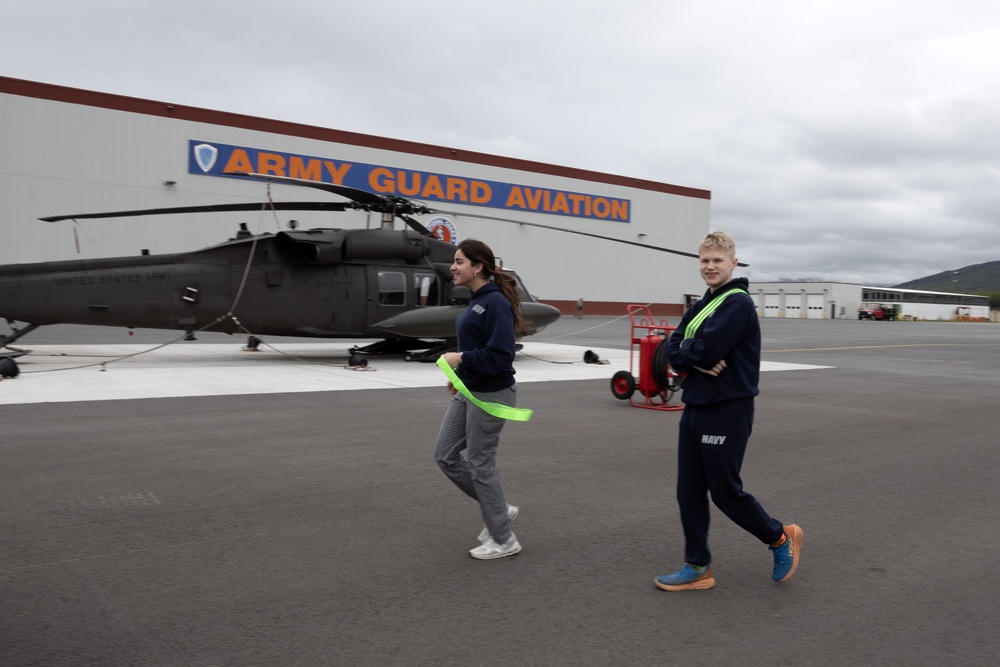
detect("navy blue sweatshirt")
[456,282,517,392]
[665,277,760,406]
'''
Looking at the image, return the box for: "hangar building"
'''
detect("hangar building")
[752,282,990,321]
[1,76,714,318]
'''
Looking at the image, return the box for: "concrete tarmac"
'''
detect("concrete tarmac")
[2,317,998,666]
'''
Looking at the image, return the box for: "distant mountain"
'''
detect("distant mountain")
[894,260,1000,293]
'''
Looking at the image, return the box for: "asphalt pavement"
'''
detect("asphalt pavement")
[2,317,998,666]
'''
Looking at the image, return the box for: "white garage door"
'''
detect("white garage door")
[784,293,803,318]
[763,293,782,318]
[806,293,826,319]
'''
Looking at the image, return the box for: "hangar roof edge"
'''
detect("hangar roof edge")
[1,75,711,202]
[752,281,985,298]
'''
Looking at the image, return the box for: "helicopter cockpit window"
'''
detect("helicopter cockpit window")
[378,271,406,306]
[414,273,439,307]
[508,272,530,300]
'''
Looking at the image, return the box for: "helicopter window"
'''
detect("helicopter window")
[378,271,406,306]
[506,272,530,300]
[414,273,439,307]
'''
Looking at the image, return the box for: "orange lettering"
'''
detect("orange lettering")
[523,188,544,210]
[323,161,352,185]
[369,167,395,193]
[505,187,527,209]
[446,178,468,202]
[471,181,492,203]
[421,175,446,199]
[289,157,321,181]
[611,200,629,221]
[592,198,611,218]
[550,192,570,215]
[223,149,254,174]
[397,171,421,196]
[257,152,286,176]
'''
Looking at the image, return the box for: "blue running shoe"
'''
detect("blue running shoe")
[770,524,803,582]
[654,564,716,591]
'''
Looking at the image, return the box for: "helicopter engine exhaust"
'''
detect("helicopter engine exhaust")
[276,229,428,264]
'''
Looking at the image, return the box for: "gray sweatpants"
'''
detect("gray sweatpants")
[433,385,517,544]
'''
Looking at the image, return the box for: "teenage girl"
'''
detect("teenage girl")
[436,239,526,560]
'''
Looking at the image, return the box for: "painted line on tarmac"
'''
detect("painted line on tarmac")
[769,342,1000,352]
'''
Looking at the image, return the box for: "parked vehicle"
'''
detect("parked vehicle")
[858,303,898,321]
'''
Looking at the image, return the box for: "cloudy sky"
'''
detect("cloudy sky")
[5,1,999,285]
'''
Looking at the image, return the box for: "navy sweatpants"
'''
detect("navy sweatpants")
[676,397,784,566]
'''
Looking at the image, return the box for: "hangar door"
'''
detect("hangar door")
[806,293,826,319]
[784,293,803,318]
[762,293,782,318]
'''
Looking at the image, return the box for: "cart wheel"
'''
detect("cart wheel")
[610,370,636,400]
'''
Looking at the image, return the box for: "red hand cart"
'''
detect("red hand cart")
[609,305,684,411]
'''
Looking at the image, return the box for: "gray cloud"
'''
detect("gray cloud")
[5,0,998,286]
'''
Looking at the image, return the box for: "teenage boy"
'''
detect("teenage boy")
[655,231,802,591]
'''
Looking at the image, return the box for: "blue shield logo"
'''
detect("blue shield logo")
[193,143,218,172]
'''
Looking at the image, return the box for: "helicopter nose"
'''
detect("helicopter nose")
[521,302,562,333]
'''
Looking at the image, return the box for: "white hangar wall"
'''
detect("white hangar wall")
[1,77,711,317]
[752,282,863,320]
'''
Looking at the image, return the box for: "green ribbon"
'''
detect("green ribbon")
[684,289,750,339]
[436,357,533,421]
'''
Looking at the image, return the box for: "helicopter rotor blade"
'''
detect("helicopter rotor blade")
[233,172,390,208]
[39,201,350,223]
[236,172,431,216]
[432,209,749,267]
[397,213,434,238]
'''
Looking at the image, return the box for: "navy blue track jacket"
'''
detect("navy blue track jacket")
[666,277,760,406]
[455,282,517,392]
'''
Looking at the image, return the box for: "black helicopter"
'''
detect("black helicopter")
[0,172,718,376]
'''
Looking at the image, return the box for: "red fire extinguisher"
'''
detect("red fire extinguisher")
[637,333,663,397]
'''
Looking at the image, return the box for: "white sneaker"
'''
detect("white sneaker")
[470,534,522,560]
[477,504,519,542]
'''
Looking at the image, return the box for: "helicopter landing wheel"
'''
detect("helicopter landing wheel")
[610,370,635,400]
[348,353,368,368]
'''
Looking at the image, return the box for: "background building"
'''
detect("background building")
[1,77,714,318]
[752,282,990,320]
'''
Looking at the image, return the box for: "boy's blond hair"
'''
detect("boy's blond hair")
[699,231,736,257]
